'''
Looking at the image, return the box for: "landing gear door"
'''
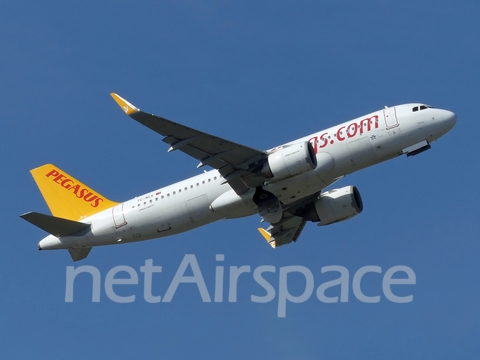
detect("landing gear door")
[384,107,399,129]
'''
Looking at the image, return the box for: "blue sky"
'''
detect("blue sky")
[1,1,479,358]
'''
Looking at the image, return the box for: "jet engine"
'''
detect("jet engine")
[309,186,363,226]
[262,141,317,181]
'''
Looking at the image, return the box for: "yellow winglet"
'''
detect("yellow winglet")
[258,228,276,248]
[110,93,140,115]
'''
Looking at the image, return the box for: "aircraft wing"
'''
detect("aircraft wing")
[111,93,267,194]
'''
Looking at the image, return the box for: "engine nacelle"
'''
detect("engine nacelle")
[313,186,363,226]
[262,141,317,181]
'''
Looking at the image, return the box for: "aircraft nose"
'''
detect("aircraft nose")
[445,110,457,130]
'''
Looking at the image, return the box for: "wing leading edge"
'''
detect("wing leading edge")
[111,93,267,194]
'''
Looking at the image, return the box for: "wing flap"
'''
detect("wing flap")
[258,215,307,248]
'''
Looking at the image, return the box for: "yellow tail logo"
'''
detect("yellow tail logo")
[30,164,118,221]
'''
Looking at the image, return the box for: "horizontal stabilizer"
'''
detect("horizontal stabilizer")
[68,247,92,262]
[20,212,90,237]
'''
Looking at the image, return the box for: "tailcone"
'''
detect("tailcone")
[38,234,64,250]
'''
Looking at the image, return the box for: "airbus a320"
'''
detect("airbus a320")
[21,94,457,261]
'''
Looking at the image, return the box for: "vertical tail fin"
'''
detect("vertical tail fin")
[30,164,118,221]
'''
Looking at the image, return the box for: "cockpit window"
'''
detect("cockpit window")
[412,105,433,112]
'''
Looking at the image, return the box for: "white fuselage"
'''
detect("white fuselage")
[38,104,457,250]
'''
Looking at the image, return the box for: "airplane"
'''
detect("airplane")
[21,94,457,261]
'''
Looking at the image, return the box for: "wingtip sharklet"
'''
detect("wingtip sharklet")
[110,93,140,115]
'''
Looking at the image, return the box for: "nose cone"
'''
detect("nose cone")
[444,110,457,131]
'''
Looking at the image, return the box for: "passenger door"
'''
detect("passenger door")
[384,107,399,129]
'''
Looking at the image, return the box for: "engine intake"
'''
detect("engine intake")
[262,141,317,181]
